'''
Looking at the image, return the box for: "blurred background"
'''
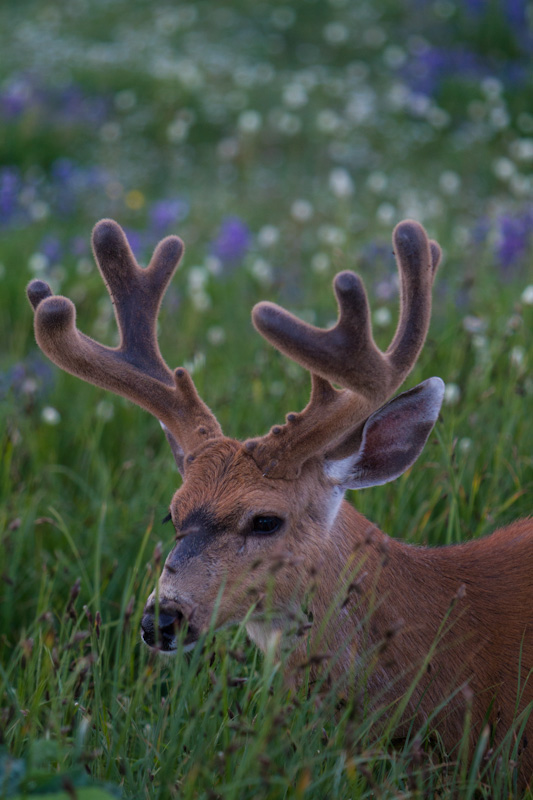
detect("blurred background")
[1,1,533,793]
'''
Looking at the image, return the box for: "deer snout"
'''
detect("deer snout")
[141,599,198,653]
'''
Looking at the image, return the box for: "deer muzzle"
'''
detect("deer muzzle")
[141,599,198,653]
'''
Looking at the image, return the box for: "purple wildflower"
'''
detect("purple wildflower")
[0,353,55,400]
[496,210,533,274]
[149,198,189,233]
[0,167,21,224]
[210,217,251,264]
[39,236,63,265]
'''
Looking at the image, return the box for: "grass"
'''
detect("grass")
[1,0,533,797]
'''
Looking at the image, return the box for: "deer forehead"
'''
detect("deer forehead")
[170,440,332,523]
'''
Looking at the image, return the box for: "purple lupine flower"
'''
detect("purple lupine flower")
[39,235,63,265]
[0,167,21,223]
[149,198,189,233]
[210,217,251,264]
[496,211,533,273]
[0,77,34,118]
[0,353,55,400]
[403,46,483,96]
[70,236,89,257]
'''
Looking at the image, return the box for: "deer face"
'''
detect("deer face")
[141,439,337,652]
[27,218,443,656]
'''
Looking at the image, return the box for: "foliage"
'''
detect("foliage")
[1,0,533,797]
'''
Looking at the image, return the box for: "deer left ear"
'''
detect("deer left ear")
[325,378,444,490]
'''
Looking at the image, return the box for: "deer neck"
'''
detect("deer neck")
[284,501,473,692]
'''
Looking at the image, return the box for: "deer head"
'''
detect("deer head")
[27,218,444,656]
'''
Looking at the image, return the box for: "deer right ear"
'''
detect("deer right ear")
[325,378,444,490]
[160,422,185,475]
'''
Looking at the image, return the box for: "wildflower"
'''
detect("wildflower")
[318,225,346,246]
[443,383,460,406]
[367,172,388,193]
[458,438,472,453]
[377,203,396,225]
[238,110,262,133]
[125,190,144,210]
[95,400,114,421]
[282,84,308,109]
[274,111,301,135]
[329,168,354,198]
[462,316,487,334]
[250,258,274,286]
[41,406,61,425]
[521,285,533,304]
[492,158,515,180]
[149,198,189,233]
[211,217,251,264]
[439,171,461,195]
[323,22,349,45]
[311,253,330,274]
[373,307,392,327]
[291,200,313,222]
[28,253,49,275]
[183,352,206,375]
[257,225,279,248]
[510,346,526,368]
[207,326,226,346]
[316,109,342,133]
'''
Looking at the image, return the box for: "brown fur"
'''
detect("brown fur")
[150,441,533,783]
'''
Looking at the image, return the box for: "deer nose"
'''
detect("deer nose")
[141,605,184,651]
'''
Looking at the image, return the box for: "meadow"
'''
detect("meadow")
[1,0,533,796]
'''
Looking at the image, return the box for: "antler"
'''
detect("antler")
[27,219,222,455]
[245,220,441,478]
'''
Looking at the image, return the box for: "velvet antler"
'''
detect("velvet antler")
[27,219,222,456]
[245,220,441,477]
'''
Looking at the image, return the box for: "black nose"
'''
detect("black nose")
[141,607,183,651]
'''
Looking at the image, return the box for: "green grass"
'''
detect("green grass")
[2,0,533,796]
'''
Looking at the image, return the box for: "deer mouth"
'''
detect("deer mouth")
[140,607,199,653]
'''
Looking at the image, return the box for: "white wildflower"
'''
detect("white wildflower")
[250,258,273,286]
[311,253,330,274]
[439,171,461,195]
[29,253,49,274]
[96,400,114,421]
[238,110,262,133]
[207,326,226,346]
[521,285,533,305]
[458,437,472,454]
[258,225,280,247]
[373,307,392,327]
[377,203,396,225]
[291,200,313,222]
[41,406,61,425]
[443,383,460,406]
[510,346,525,368]
[462,316,487,334]
[329,168,354,198]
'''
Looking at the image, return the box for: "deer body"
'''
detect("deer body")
[27,218,533,780]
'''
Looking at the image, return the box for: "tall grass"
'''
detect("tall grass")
[2,0,533,796]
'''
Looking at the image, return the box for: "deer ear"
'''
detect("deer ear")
[160,421,185,476]
[325,378,444,490]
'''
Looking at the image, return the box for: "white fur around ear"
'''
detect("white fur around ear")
[324,377,444,490]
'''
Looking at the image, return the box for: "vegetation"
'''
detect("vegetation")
[1,0,533,796]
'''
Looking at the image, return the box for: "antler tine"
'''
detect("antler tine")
[246,220,440,478]
[27,219,222,455]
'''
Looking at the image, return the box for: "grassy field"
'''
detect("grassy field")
[1,0,533,797]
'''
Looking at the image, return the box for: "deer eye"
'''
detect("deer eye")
[251,515,283,535]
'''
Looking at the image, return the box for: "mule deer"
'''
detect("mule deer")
[27,219,533,779]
